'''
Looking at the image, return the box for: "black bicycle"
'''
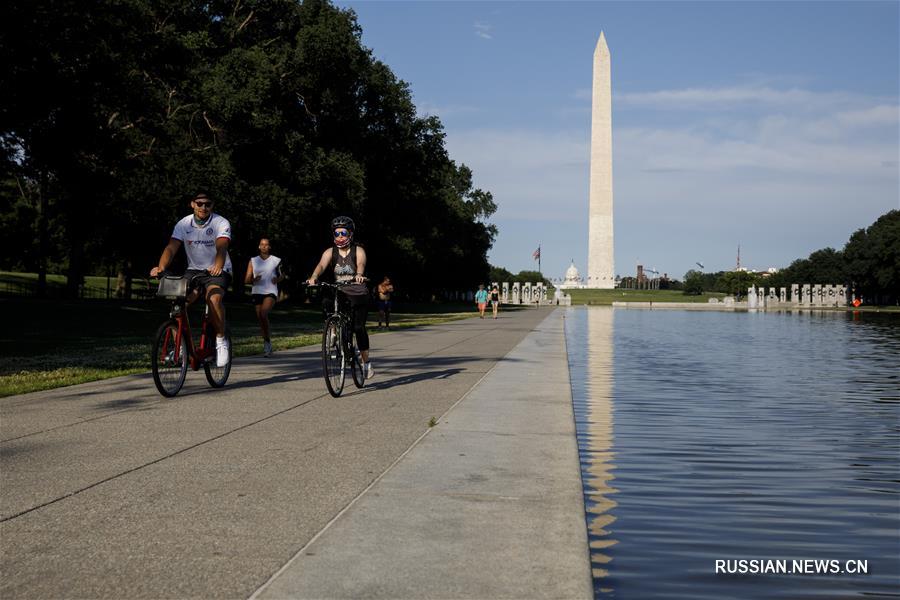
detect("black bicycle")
[310,281,366,397]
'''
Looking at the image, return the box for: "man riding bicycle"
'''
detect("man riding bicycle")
[306,216,374,379]
[150,192,233,367]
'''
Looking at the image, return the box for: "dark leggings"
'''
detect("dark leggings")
[352,303,370,352]
[325,293,369,352]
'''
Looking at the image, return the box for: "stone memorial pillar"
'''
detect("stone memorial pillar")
[512,282,520,304]
[502,282,510,303]
[780,287,787,303]
[748,286,758,309]
[803,284,812,305]
[523,282,532,304]
[791,284,800,304]
[813,284,822,306]
[837,285,847,306]
[769,288,777,305]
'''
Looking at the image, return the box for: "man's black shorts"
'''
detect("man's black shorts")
[185,269,231,293]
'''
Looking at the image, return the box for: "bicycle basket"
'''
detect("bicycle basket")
[157,275,188,299]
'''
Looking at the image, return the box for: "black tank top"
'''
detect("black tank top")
[329,245,367,298]
[330,245,357,283]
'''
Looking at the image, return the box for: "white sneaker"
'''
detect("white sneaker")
[365,362,374,380]
[263,341,272,357]
[216,337,229,367]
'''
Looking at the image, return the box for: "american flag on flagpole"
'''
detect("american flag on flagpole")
[532,246,541,260]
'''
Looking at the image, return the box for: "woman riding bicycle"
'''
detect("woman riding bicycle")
[306,216,374,379]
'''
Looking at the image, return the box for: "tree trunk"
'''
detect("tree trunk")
[66,240,84,299]
[37,171,48,297]
[64,191,85,300]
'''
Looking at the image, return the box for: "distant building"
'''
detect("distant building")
[559,260,587,289]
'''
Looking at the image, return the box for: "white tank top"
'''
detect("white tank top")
[250,255,281,295]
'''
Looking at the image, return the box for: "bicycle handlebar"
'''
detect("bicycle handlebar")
[303,278,369,288]
[152,269,212,281]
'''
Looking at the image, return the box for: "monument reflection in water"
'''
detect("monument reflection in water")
[567,306,900,600]
[565,307,618,594]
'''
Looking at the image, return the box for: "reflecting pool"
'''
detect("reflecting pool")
[565,307,900,599]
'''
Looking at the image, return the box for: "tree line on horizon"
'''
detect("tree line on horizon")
[681,210,899,304]
[0,0,497,300]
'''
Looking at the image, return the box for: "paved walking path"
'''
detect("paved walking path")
[254,307,591,599]
[1,307,590,599]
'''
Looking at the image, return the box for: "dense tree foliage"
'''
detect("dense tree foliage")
[677,270,732,294]
[715,270,759,298]
[488,265,514,283]
[0,0,496,298]
[842,210,899,304]
[682,270,705,295]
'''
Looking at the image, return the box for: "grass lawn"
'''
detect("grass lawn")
[567,288,727,305]
[0,270,131,299]
[0,296,478,397]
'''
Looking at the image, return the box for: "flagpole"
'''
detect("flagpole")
[538,244,541,276]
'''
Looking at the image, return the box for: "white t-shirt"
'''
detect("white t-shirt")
[171,213,233,273]
[250,255,282,296]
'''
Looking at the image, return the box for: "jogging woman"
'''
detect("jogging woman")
[245,237,283,357]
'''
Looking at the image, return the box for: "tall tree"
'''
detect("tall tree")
[844,210,900,304]
[1,0,498,298]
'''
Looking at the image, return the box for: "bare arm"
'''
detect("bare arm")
[210,237,229,276]
[355,246,367,282]
[150,239,182,277]
[307,248,333,284]
[244,260,254,285]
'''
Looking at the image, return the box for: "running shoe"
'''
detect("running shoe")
[263,340,272,357]
[216,337,230,367]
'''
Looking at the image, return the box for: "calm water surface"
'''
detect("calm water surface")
[565,307,900,599]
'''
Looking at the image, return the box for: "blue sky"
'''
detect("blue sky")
[336,1,899,281]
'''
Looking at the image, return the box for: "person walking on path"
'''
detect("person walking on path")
[245,237,283,357]
[150,192,232,367]
[376,276,394,329]
[306,216,374,379]
[475,284,489,319]
[490,284,501,319]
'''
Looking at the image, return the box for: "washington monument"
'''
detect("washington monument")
[587,31,615,288]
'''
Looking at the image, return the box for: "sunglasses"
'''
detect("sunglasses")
[333,229,350,238]
[194,201,213,208]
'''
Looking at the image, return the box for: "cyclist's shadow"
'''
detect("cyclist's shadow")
[363,368,463,391]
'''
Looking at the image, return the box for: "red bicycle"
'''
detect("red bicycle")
[151,272,232,397]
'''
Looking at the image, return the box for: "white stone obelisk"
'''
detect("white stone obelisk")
[587,31,615,289]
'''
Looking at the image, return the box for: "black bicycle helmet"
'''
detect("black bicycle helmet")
[331,216,355,231]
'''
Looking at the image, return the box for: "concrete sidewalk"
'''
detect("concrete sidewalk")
[254,309,592,599]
